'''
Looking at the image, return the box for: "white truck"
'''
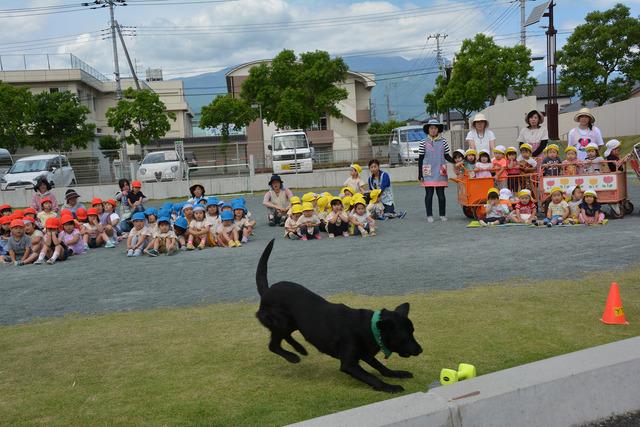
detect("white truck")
[268,130,313,174]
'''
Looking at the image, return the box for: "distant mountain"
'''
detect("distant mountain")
[177,55,438,123]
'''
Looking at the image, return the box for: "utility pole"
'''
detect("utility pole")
[427,33,448,76]
[545,1,559,140]
[116,21,140,90]
[520,0,527,47]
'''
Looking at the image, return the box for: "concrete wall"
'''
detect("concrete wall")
[290,336,640,427]
[558,96,640,139]
[0,164,418,207]
[477,97,535,147]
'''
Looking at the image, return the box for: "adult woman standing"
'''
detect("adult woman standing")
[567,108,604,161]
[466,113,496,154]
[418,118,454,222]
[517,110,548,157]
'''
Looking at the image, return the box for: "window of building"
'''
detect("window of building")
[49,87,59,93]
[309,113,328,131]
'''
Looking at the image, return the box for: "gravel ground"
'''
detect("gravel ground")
[582,411,640,427]
[1,180,639,325]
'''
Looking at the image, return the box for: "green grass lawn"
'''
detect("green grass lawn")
[1,267,639,427]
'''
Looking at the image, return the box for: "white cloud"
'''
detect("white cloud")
[56,0,497,78]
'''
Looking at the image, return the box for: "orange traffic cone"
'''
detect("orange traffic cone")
[601,282,629,325]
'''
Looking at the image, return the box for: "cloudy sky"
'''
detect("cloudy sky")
[0,0,638,81]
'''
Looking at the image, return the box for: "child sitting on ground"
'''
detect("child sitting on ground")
[173,216,189,250]
[1,204,13,217]
[5,219,31,266]
[544,187,569,226]
[366,189,384,220]
[579,190,606,225]
[542,144,562,176]
[127,212,150,257]
[23,218,44,264]
[58,215,85,256]
[102,199,120,248]
[474,151,494,178]
[566,185,583,225]
[284,204,303,239]
[350,198,376,237]
[37,197,57,226]
[316,195,330,231]
[84,208,109,249]
[480,188,510,226]
[453,149,465,176]
[511,189,536,224]
[36,218,68,265]
[297,202,322,240]
[286,196,301,217]
[581,143,604,174]
[518,144,537,174]
[562,146,580,175]
[463,149,477,178]
[187,205,209,250]
[233,202,255,244]
[216,210,241,248]
[146,216,177,256]
[127,181,147,213]
[326,197,350,238]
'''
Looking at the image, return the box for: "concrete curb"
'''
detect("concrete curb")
[289,336,640,427]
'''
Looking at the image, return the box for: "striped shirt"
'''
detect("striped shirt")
[418,137,451,156]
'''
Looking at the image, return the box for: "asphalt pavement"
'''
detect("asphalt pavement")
[1,181,639,325]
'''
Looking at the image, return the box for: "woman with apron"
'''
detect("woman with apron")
[418,118,454,223]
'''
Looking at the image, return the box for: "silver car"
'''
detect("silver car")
[1,154,76,190]
[388,125,426,166]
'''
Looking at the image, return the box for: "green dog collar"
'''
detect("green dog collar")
[371,310,392,359]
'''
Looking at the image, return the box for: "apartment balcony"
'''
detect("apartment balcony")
[356,109,371,124]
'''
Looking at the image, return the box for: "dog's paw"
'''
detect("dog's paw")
[284,353,301,364]
[377,383,404,393]
[391,370,413,379]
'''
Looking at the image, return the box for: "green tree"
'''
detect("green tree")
[30,91,95,152]
[367,119,406,145]
[558,3,640,106]
[240,49,349,129]
[199,95,258,144]
[106,88,176,146]
[98,135,121,159]
[423,34,536,126]
[0,82,34,153]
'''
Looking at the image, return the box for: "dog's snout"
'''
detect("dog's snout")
[414,345,423,356]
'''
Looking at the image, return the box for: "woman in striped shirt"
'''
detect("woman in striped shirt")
[418,118,454,222]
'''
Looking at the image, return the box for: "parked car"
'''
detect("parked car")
[268,130,313,174]
[388,125,426,166]
[1,154,76,190]
[0,149,14,180]
[137,150,186,182]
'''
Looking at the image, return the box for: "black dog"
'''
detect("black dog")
[255,239,423,393]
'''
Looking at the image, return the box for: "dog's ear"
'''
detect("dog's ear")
[394,303,410,318]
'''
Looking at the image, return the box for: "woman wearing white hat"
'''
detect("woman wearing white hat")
[567,108,604,161]
[516,110,548,157]
[604,139,631,173]
[466,113,496,154]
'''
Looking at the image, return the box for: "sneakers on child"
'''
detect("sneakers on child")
[46,258,56,265]
[328,233,335,238]
[105,240,116,248]
[370,230,376,236]
[427,216,434,223]
[342,232,350,238]
[34,256,45,265]
[440,216,447,222]
[186,243,195,251]
[241,236,249,243]
[479,220,488,227]
[301,235,308,241]
[145,248,159,257]
[314,234,322,240]
[234,240,242,247]
[127,249,134,257]
[133,249,143,257]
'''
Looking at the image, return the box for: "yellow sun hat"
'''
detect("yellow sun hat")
[564,146,577,153]
[342,196,353,210]
[583,189,598,198]
[291,204,304,214]
[323,191,332,198]
[506,146,518,154]
[340,186,356,196]
[302,192,317,203]
[549,186,563,196]
[545,144,560,153]
[352,194,366,207]
[517,189,532,198]
[316,195,329,211]
[301,202,314,212]
[465,149,477,157]
[369,189,382,203]
[520,143,533,152]
[290,196,301,205]
[330,196,342,204]
[487,187,499,197]
[350,163,362,174]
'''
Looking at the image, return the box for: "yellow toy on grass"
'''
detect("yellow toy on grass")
[440,363,477,385]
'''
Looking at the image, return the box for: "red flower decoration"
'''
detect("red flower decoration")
[575,178,584,185]
[547,180,555,187]
[603,176,614,184]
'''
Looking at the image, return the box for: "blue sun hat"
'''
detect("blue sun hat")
[158,216,171,224]
[172,203,182,213]
[162,202,173,211]
[220,202,232,211]
[144,207,158,217]
[174,216,188,230]
[206,197,220,207]
[158,208,171,219]
[216,199,225,207]
[231,201,247,213]
[220,210,234,221]
[193,205,205,213]
[131,212,146,222]
[230,197,246,206]
[182,203,194,211]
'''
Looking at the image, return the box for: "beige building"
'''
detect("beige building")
[0,54,193,147]
[225,60,375,163]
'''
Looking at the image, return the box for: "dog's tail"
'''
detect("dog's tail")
[256,239,275,297]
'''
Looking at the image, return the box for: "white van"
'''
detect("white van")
[388,125,426,166]
[268,130,313,174]
[1,154,76,190]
